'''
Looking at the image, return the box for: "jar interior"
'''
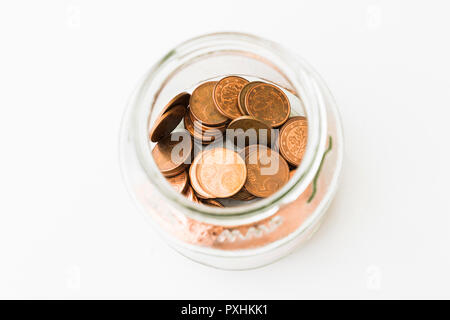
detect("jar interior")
[149,50,307,123]
[147,50,310,209]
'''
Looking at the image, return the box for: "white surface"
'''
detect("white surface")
[0,0,449,299]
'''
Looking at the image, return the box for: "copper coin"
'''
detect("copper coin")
[183,185,199,203]
[194,191,210,200]
[238,81,262,115]
[231,186,256,201]
[183,108,197,136]
[190,81,228,127]
[152,131,192,177]
[245,83,290,128]
[189,151,215,199]
[238,144,259,161]
[244,145,289,198]
[166,170,188,193]
[196,148,247,198]
[279,116,308,166]
[243,194,256,201]
[184,109,217,144]
[164,165,188,179]
[149,104,186,142]
[191,192,199,203]
[227,115,272,146]
[213,76,249,119]
[190,111,226,137]
[201,199,224,208]
[158,92,190,117]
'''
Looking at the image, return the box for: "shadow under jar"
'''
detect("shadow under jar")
[120,32,343,270]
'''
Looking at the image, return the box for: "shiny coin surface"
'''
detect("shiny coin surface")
[201,199,224,208]
[279,116,308,166]
[152,131,192,177]
[213,76,249,119]
[244,145,289,198]
[149,104,186,142]
[196,148,247,198]
[158,92,190,117]
[190,81,229,126]
[227,115,272,146]
[189,152,215,199]
[245,83,290,128]
[238,81,262,115]
[166,170,188,193]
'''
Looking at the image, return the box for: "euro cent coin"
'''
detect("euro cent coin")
[245,83,290,128]
[213,76,249,119]
[279,116,308,166]
[244,145,289,198]
[149,104,186,142]
[190,81,229,127]
[196,148,247,198]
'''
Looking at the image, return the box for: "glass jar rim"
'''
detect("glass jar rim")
[126,32,329,226]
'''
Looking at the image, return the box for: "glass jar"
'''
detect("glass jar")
[119,32,343,270]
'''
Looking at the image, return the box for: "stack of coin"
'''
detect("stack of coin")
[184,107,226,144]
[149,75,308,208]
[188,81,229,144]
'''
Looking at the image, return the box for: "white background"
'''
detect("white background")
[0,0,449,299]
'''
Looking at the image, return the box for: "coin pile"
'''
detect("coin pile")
[149,76,308,208]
